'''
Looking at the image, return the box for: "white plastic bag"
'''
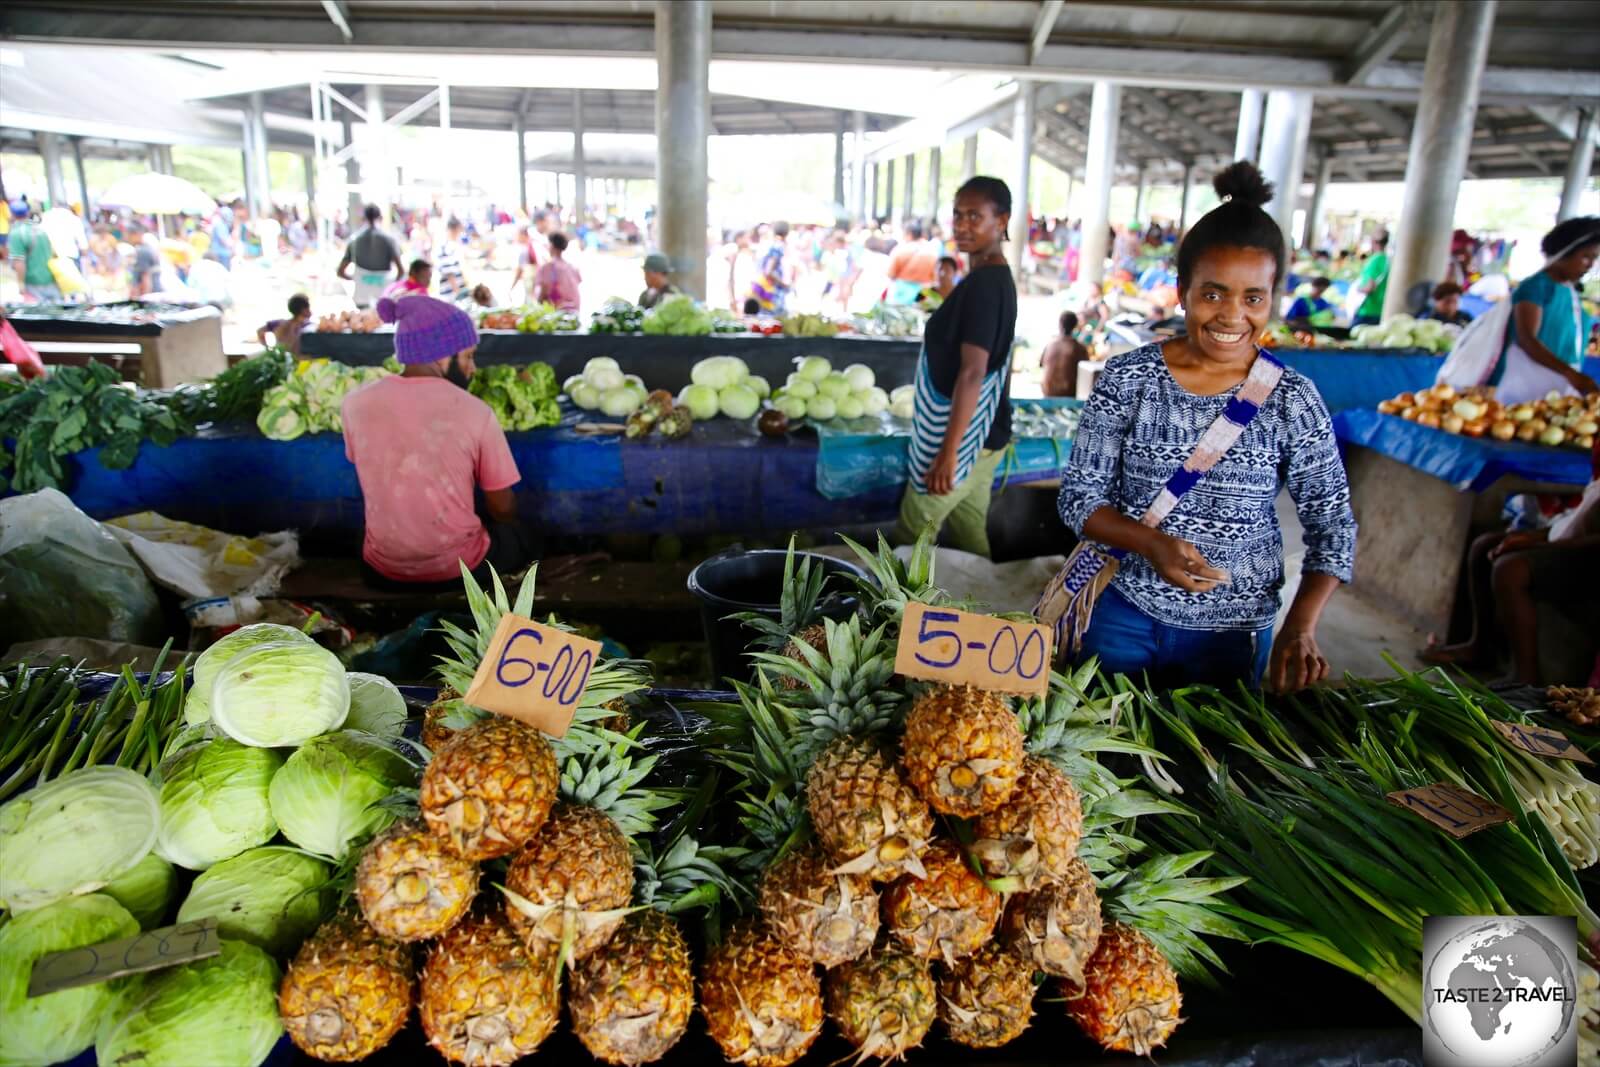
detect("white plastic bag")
[1435,298,1513,389]
[104,512,299,601]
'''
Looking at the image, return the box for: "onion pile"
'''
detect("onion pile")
[1376,385,1598,449]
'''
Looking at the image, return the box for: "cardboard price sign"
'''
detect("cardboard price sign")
[1490,720,1594,765]
[462,614,601,738]
[893,603,1053,697]
[1386,783,1513,839]
[28,917,219,998]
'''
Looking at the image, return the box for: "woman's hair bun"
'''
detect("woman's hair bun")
[1213,160,1274,209]
[375,297,398,324]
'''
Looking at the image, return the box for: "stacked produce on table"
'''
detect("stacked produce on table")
[257,359,392,440]
[515,303,581,334]
[468,362,562,431]
[316,309,383,334]
[1348,313,1459,353]
[1376,383,1599,448]
[588,298,646,335]
[769,355,890,423]
[565,356,654,419]
[852,304,925,338]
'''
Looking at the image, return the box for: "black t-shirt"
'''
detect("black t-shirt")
[923,263,1016,450]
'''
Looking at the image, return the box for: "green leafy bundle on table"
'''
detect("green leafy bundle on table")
[468,362,563,431]
[0,362,185,492]
[161,347,294,426]
[516,302,580,334]
[588,299,644,335]
[639,294,713,336]
[256,360,391,440]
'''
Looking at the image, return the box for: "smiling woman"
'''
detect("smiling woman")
[1047,161,1358,694]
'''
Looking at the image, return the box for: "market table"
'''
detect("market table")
[1278,349,1600,414]
[1332,408,1590,636]
[299,330,923,392]
[5,301,226,387]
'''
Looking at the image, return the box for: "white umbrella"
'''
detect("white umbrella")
[99,173,217,216]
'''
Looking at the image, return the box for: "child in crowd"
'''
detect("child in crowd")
[257,293,312,356]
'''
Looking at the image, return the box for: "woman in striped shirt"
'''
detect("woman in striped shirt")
[893,176,1017,558]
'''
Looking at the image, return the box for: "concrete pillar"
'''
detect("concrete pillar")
[302,152,316,218]
[833,112,847,213]
[1132,167,1146,224]
[38,132,69,207]
[851,111,867,223]
[1177,162,1192,232]
[961,134,978,182]
[1079,81,1121,286]
[1384,1,1495,319]
[1257,90,1312,251]
[1010,82,1036,282]
[364,85,388,211]
[1303,152,1333,252]
[900,154,914,226]
[341,118,362,224]
[885,158,896,224]
[927,146,942,221]
[655,0,711,299]
[1235,88,1264,163]
[240,120,258,217]
[1558,109,1595,222]
[70,136,90,211]
[572,89,587,230]
[514,116,528,214]
[241,92,273,216]
[870,163,880,220]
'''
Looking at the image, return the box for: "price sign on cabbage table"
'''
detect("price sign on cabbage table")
[463,614,601,738]
[29,918,219,997]
[893,603,1053,697]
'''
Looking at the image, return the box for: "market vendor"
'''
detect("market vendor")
[337,204,405,308]
[1488,216,1600,404]
[1419,282,1473,327]
[638,252,679,309]
[385,259,432,298]
[1047,161,1356,692]
[1284,276,1335,326]
[1349,232,1389,328]
[893,176,1017,558]
[342,295,536,587]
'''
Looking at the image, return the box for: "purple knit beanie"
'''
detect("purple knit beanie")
[377,295,478,365]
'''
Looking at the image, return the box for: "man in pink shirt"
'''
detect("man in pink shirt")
[343,295,535,586]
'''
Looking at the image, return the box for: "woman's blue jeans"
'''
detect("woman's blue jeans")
[1075,586,1272,690]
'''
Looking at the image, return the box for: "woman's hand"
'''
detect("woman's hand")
[1565,367,1599,395]
[1143,531,1229,592]
[1268,628,1329,692]
[926,448,958,496]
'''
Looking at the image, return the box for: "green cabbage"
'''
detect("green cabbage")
[176,846,333,957]
[210,638,350,747]
[679,383,720,420]
[256,360,390,439]
[796,355,832,381]
[154,739,283,871]
[0,766,160,912]
[100,852,179,929]
[718,384,760,420]
[468,363,562,430]
[691,355,748,390]
[268,731,416,860]
[96,940,283,1067]
[641,294,713,336]
[0,894,140,1067]
[187,622,311,726]
[843,363,875,391]
[344,672,408,738]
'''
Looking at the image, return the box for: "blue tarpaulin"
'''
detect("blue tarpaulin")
[1277,350,1600,414]
[1333,408,1591,490]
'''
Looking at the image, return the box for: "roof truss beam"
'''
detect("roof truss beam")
[320,0,352,43]
[1029,0,1064,64]
[1343,5,1411,85]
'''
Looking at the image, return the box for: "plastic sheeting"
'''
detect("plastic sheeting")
[1333,408,1591,490]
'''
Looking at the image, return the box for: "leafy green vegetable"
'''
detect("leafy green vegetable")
[515,302,580,333]
[268,731,418,859]
[100,852,179,929]
[160,347,294,425]
[255,359,391,439]
[175,846,333,957]
[641,294,714,336]
[153,739,283,871]
[468,362,563,430]
[589,298,645,334]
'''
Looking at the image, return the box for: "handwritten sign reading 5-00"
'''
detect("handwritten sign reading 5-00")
[462,614,601,738]
[893,603,1053,697]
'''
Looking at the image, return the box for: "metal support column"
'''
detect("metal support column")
[927,146,942,220]
[870,164,880,220]
[514,116,528,214]
[302,153,316,218]
[239,114,259,216]
[655,0,710,299]
[37,132,69,208]
[851,111,867,223]
[1558,109,1595,222]
[885,158,896,223]
[1235,89,1264,163]
[961,135,978,182]
[248,91,273,215]
[364,85,387,212]
[1385,1,1496,319]
[1079,82,1121,286]
[572,89,587,229]
[1303,152,1333,251]
[833,112,847,214]
[1010,82,1036,282]
[1177,162,1192,232]
[900,154,914,226]
[1258,90,1312,251]
[341,118,362,222]
[1132,167,1146,223]
[70,136,90,211]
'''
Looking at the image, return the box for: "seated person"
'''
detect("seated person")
[1284,276,1335,325]
[918,256,960,309]
[1419,281,1473,326]
[256,293,311,356]
[638,252,679,309]
[384,259,431,298]
[1039,311,1089,398]
[342,295,537,588]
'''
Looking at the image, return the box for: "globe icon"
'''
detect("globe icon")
[1424,917,1576,1067]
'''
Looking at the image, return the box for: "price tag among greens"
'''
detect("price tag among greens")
[28,917,219,998]
[1385,783,1513,839]
[893,603,1052,698]
[462,614,600,738]
[1490,720,1594,764]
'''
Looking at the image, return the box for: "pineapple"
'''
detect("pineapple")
[421,688,460,751]
[756,616,904,765]
[998,857,1102,989]
[418,909,561,1066]
[841,531,951,630]
[279,912,413,1062]
[968,756,1082,891]
[937,942,1035,1049]
[1064,921,1181,1055]
[805,735,933,883]
[699,919,824,1067]
[880,840,1001,965]
[569,909,692,1066]
[758,847,879,968]
[503,804,634,965]
[824,950,936,1063]
[420,716,558,861]
[732,538,832,689]
[356,819,479,942]
[899,685,1024,817]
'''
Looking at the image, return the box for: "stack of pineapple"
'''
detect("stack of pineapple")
[277,566,726,1067]
[700,536,1246,1064]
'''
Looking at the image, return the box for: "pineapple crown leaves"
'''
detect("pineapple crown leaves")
[633,832,751,914]
[699,677,816,874]
[751,616,905,764]
[1098,848,1252,985]
[839,530,945,623]
[728,536,828,652]
[556,725,677,840]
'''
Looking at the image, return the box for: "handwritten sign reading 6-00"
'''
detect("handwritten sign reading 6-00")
[462,614,601,738]
[893,603,1052,697]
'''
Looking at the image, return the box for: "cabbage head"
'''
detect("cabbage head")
[343,672,409,738]
[101,852,179,929]
[154,739,283,871]
[269,732,417,860]
[0,765,160,913]
[210,638,350,747]
[176,846,333,957]
[0,894,140,1067]
[96,940,283,1067]
[187,622,312,726]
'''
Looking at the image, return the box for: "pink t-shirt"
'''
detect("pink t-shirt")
[535,259,582,312]
[342,376,520,582]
